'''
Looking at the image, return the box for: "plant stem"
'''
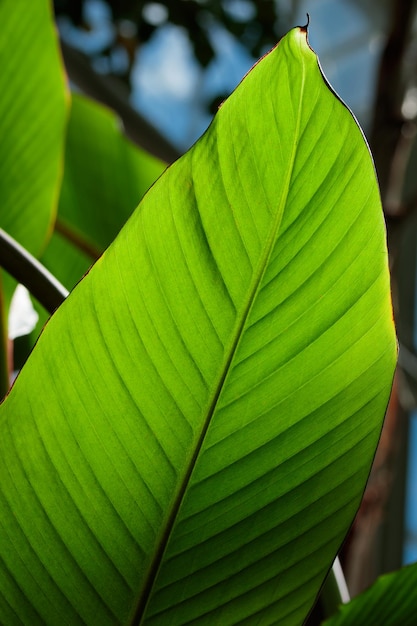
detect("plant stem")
[321,557,350,619]
[0,273,10,399]
[0,228,68,315]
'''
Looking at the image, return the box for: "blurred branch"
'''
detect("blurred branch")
[343,374,401,596]
[0,273,9,399]
[60,40,181,163]
[343,1,417,595]
[0,229,68,315]
[369,0,417,214]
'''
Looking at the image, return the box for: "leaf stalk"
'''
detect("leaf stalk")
[0,228,68,315]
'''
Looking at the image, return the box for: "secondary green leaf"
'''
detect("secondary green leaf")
[0,25,396,626]
[42,93,166,292]
[0,0,67,393]
[322,563,417,625]
[0,0,67,258]
[28,93,165,366]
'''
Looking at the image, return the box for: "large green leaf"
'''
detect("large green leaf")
[0,25,396,625]
[322,563,417,625]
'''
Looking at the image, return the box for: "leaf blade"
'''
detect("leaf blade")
[0,26,396,626]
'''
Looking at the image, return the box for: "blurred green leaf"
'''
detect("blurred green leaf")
[0,0,67,258]
[41,92,166,292]
[322,563,417,625]
[0,26,396,625]
[27,93,166,359]
[0,0,67,392]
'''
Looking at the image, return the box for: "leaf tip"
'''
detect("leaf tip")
[297,13,314,52]
[300,12,310,34]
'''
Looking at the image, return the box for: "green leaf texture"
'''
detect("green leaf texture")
[0,26,396,625]
[29,93,165,350]
[41,93,166,292]
[26,93,165,362]
[0,0,67,257]
[322,563,417,626]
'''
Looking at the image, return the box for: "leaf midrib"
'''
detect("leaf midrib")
[132,35,307,626]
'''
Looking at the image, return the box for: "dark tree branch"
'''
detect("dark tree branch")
[0,229,68,315]
[369,0,417,212]
[341,0,417,597]
[60,40,181,164]
[0,275,10,399]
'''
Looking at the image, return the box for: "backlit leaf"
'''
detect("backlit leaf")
[0,26,396,625]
